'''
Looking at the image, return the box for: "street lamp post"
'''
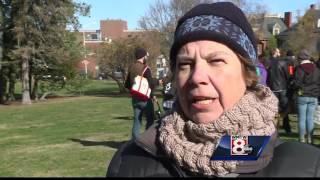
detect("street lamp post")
[81,60,90,79]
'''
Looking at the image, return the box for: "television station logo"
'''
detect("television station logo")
[231,135,253,155]
[211,135,270,161]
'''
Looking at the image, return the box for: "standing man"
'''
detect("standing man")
[267,48,292,133]
[285,50,298,115]
[125,48,155,140]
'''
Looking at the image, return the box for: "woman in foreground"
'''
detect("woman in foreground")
[107,2,320,177]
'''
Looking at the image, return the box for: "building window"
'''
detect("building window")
[273,23,281,35]
[317,19,320,28]
[90,34,98,40]
[273,28,280,35]
[85,33,100,41]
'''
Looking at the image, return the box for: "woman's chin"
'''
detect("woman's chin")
[191,113,221,124]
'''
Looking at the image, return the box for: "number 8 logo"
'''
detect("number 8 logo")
[232,139,245,155]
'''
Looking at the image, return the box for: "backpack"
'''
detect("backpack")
[130,66,151,101]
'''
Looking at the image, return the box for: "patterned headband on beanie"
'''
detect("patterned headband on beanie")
[170,2,257,71]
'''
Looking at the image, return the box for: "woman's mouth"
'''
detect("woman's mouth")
[191,97,216,108]
[193,98,213,105]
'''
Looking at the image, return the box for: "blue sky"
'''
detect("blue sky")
[76,0,319,30]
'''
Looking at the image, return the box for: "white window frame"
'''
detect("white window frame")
[273,23,281,35]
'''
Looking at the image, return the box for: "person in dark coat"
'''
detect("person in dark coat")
[107,2,320,177]
[266,48,292,133]
[292,49,320,144]
[124,48,156,140]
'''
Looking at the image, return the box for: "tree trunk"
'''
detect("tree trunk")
[31,77,38,100]
[0,31,2,71]
[0,27,4,104]
[7,65,16,101]
[40,92,50,101]
[107,74,127,93]
[29,67,34,98]
[116,80,127,93]
[0,71,3,104]
[0,70,7,104]
[7,78,15,101]
[22,57,31,105]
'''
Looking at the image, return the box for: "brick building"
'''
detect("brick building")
[76,19,146,78]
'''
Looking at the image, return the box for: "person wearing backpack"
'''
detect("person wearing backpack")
[124,48,157,140]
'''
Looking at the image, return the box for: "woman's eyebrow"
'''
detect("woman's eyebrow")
[204,51,229,59]
[177,51,230,61]
[176,54,193,61]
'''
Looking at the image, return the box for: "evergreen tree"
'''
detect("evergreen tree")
[286,8,318,54]
[6,0,89,104]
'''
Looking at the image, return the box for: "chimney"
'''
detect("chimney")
[284,12,292,28]
[310,4,316,10]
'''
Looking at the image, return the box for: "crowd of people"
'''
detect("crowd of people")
[107,1,320,177]
[259,47,320,144]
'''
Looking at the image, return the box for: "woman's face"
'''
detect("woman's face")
[175,40,247,124]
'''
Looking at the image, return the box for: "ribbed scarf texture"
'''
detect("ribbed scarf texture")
[158,85,278,177]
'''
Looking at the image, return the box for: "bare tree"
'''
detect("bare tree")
[139,0,267,61]
[139,0,216,60]
[97,33,162,93]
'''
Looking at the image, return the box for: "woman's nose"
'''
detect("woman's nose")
[189,62,209,86]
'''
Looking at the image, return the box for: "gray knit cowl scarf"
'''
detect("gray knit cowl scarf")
[158,85,278,177]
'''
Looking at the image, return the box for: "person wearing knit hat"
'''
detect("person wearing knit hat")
[297,49,311,61]
[107,2,320,177]
[124,47,156,141]
[293,49,320,144]
[135,48,148,60]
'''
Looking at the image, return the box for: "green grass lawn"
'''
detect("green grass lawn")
[0,95,134,177]
[0,80,136,177]
[0,80,319,177]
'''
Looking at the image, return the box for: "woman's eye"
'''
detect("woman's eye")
[208,59,225,65]
[178,62,192,70]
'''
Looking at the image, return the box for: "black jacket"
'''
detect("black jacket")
[107,124,320,177]
[266,57,291,92]
[293,61,320,98]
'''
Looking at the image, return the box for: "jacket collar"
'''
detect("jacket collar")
[134,123,166,157]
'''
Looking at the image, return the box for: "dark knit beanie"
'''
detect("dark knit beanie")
[286,50,294,57]
[170,2,257,71]
[298,49,310,60]
[135,48,147,60]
